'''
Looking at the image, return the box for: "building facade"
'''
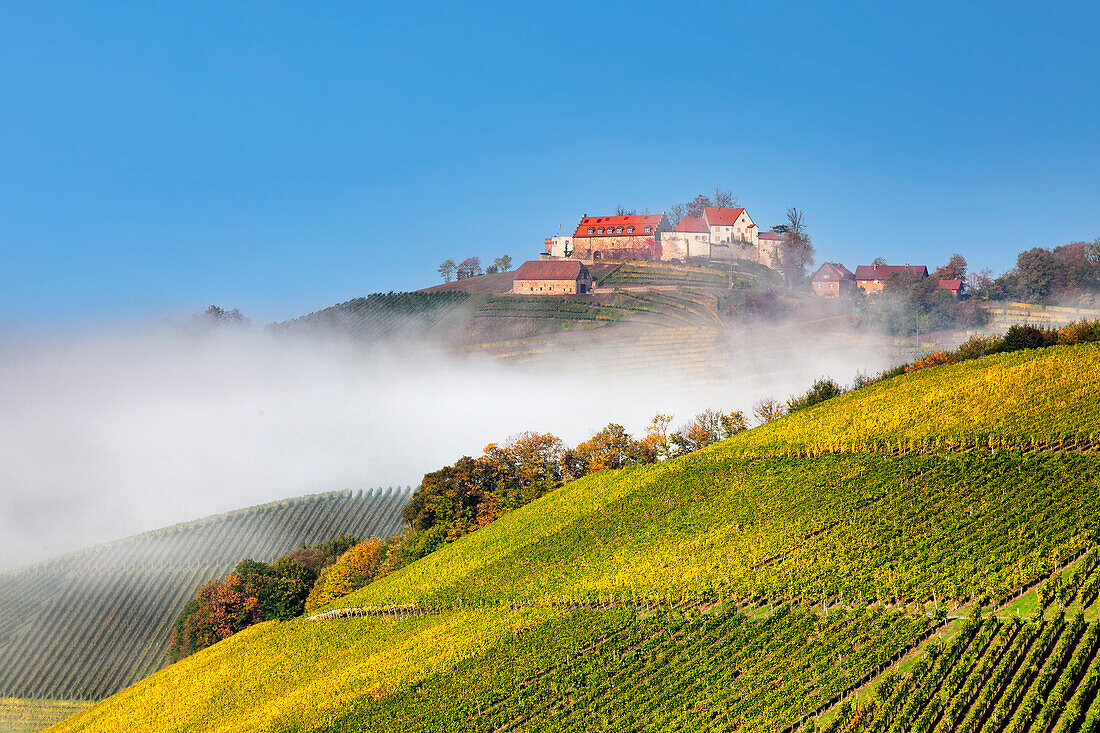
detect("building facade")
[853,264,929,293]
[811,262,857,297]
[570,214,670,261]
[513,260,593,295]
[659,217,711,262]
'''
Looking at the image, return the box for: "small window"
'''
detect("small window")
[587,228,594,235]
[626,226,635,233]
[644,226,652,233]
[596,227,604,234]
[615,226,623,234]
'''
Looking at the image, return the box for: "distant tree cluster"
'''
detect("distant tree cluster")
[167,536,359,662]
[666,188,737,228]
[194,305,249,327]
[854,254,989,335]
[438,255,512,282]
[973,240,1100,304]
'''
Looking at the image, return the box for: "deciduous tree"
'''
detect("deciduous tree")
[438,259,457,283]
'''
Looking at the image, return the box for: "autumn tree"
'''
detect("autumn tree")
[304,538,387,614]
[932,253,969,283]
[776,207,815,288]
[752,398,785,425]
[638,413,674,461]
[456,257,483,280]
[438,259,457,282]
[567,423,645,476]
[669,409,747,455]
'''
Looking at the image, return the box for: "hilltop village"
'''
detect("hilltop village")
[507,208,962,300]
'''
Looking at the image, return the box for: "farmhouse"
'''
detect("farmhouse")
[939,279,964,297]
[513,260,593,295]
[811,262,856,297]
[853,264,929,293]
[570,214,670,261]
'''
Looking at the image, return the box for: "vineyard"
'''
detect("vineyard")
[42,343,1100,732]
[0,699,90,733]
[0,488,410,703]
[270,291,470,340]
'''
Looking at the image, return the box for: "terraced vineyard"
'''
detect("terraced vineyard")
[46,343,1100,732]
[0,488,410,702]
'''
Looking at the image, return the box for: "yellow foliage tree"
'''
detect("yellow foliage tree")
[304,538,385,614]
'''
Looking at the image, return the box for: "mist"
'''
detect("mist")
[0,316,903,572]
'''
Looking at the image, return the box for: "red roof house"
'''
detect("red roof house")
[853,264,929,293]
[938,279,964,297]
[569,213,669,261]
[811,263,856,298]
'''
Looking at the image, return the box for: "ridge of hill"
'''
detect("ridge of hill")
[49,344,1100,733]
[0,487,411,703]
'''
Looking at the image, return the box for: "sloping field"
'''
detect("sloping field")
[0,699,90,733]
[47,344,1100,733]
[0,488,411,702]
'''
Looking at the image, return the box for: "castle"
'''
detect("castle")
[542,208,781,269]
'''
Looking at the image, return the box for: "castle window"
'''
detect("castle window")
[587,228,594,235]
[626,226,635,233]
[644,226,652,233]
[615,226,623,234]
[596,227,604,234]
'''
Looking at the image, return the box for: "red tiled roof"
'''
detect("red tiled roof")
[514,260,589,281]
[573,214,663,238]
[853,264,929,281]
[939,279,963,290]
[674,217,708,233]
[813,262,855,281]
[757,231,783,240]
[703,207,747,227]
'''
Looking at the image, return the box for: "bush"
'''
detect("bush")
[787,378,845,413]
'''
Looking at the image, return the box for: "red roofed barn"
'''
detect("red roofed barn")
[513,260,593,295]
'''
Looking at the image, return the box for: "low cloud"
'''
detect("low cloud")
[0,315,900,571]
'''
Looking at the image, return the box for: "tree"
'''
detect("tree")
[872,256,888,267]
[787,378,845,413]
[932,253,968,283]
[1014,247,1058,303]
[569,423,644,475]
[752,398,785,425]
[1087,238,1100,264]
[456,257,483,280]
[196,305,249,327]
[776,207,815,288]
[488,255,512,273]
[669,409,747,455]
[666,189,738,227]
[614,204,637,216]
[438,259,457,283]
[711,187,737,209]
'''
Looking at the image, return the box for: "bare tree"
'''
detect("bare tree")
[614,204,637,216]
[872,256,888,267]
[711,187,737,209]
[438,259,457,283]
[776,207,815,288]
[752,398,785,425]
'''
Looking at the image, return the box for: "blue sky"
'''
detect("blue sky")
[1,1,1097,324]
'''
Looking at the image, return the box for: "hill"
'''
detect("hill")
[49,344,1100,733]
[0,488,410,704]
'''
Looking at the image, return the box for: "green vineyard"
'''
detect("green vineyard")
[0,488,411,702]
[270,291,470,340]
[44,342,1100,732]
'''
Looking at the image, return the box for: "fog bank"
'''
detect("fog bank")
[0,319,900,571]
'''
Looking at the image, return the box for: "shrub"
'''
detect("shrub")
[787,378,845,412]
[905,351,953,374]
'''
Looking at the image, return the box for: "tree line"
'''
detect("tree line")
[437,255,513,283]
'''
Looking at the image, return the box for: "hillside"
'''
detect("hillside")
[50,344,1100,733]
[0,488,410,704]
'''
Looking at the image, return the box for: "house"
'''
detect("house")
[811,263,856,298]
[513,260,593,295]
[938,279,964,297]
[853,264,929,293]
[659,217,710,262]
[703,207,758,245]
[570,214,670,261]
